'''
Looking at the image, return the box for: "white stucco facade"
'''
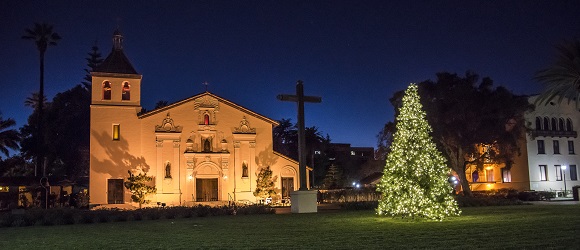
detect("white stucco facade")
[525,96,580,193]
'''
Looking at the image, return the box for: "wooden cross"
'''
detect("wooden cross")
[278,80,322,190]
[202,81,209,92]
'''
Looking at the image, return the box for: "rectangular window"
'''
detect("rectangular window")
[539,165,547,181]
[112,124,120,141]
[501,168,512,183]
[568,141,575,154]
[485,169,494,182]
[553,140,560,154]
[537,140,545,154]
[570,165,578,181]
[555,165,562,181]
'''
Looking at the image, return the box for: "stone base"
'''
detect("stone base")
[290,190,318,213]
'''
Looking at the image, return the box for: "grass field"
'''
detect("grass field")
[1,205,579,249]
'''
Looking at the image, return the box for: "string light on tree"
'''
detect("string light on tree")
[376,84,460,221]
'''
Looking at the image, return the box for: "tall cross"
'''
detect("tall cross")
[202,81,209,92]
[278,80,322,190]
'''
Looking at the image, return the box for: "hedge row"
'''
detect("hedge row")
[0,205,274,228]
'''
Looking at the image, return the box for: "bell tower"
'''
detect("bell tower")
[91,28,142,107]
[89,28,143,205]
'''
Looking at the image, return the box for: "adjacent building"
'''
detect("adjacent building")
[463,95,580,194]
[525,96,580,194]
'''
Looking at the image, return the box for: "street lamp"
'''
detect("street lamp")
[562,165,567,198]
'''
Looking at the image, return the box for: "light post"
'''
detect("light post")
[562,165,567,198]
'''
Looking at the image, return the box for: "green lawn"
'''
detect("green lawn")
[1,205,579,249]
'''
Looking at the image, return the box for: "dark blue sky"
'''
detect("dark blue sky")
[1,1,579,150]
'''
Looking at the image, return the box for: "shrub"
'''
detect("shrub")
[455,196,525,207]
[235,205,275,215]
[339,201,379,210]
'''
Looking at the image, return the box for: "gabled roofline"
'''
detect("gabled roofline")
[139,92,279,126]
[273,151,312,171]
[91,72,142,79]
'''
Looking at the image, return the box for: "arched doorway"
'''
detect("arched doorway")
[193,163,221,201]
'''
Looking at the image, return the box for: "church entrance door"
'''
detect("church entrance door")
[196,178,218,201]
[107,179,124,204]
[281,177,294,199]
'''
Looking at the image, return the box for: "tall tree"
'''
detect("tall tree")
[24,92,48,110]
[22,22,61,176]
[377,84,460,221]
[81,42,103,90]
[45,85,91,179]
[375,121,395,161]
[394,72,532,196]
[273,118,297,158]
[0,113,20,158]
[534,39,580,107]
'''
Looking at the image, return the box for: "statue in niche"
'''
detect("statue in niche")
[203,138,211,152]
[242,163,248,178]
[165,162,172,178]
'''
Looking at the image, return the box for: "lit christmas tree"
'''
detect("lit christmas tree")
[376,84,460,220]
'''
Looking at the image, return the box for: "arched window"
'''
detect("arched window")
[102,81,111,100]
[567,118,573,131]
[551,118,557,131]
[122,82,130,101]
[535,117,542,130]
[559,118,565,131]
[543,117,550,131]
[204,114,210,125]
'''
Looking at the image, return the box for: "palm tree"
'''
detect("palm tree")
[535,39,580,106]
[154,100,169,109]
[0,113,20,157]
[24,92,48,110]
[22,22,61,176]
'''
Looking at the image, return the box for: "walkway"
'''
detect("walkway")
[529,198,580,205]
[274,203,342,214]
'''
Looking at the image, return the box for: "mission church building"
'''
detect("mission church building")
[90,30,300,207]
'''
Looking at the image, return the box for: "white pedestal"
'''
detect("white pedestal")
[290,190,318,213]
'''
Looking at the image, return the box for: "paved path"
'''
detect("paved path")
[529,198,579,205]
[274,203,342,214]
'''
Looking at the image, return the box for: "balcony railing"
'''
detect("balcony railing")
[531,130,577,138]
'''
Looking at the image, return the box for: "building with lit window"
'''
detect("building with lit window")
[525,95,580,195]
[89,30,300,207]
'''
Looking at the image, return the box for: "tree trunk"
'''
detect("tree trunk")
[37,51,45,177]
[449,147,472,196]
[456,166,472,196]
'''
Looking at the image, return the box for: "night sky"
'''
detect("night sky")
[1,1,579,151]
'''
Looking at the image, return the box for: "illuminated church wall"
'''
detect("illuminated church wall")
[89,31,299,207]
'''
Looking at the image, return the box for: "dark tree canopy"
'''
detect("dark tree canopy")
[273,119,331,186]
[375,121,395,161]
[0,113,20,158]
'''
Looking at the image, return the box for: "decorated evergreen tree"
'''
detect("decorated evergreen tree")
[376,84,460,220]
[124,171,157,209]
[253,166,277,200]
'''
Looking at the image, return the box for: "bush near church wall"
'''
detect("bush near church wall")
[0,204,274,228]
